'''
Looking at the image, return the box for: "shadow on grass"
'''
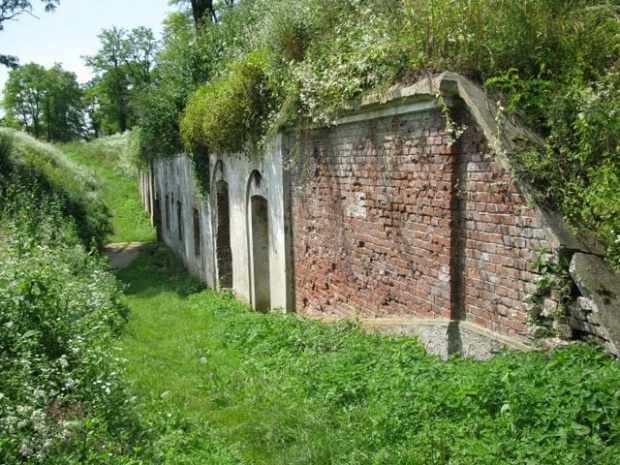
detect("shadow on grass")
[116,242,206,299]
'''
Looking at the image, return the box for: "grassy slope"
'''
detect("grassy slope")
[59,137,156,243]
[117,244,620,465]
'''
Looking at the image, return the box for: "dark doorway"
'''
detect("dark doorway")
[215,180,233,288]
[251,195,270,312]
[177,200,183,241]
[193,208,201,257]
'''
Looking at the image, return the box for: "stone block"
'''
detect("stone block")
[552,321,574,340]
[569,303,588,322]
[570,253,620,355]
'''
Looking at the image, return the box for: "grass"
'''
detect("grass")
[1,128,111,246]
[117,243,620,465]
[117,244,249,464]
[59,134,156,243]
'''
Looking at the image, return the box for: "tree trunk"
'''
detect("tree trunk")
[190,0,215,24]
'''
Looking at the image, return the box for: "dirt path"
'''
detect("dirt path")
[102,242,149,271]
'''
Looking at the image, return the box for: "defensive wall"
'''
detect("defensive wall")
[140,72,620,358]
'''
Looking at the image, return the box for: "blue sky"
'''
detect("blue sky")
[1,0,175,96]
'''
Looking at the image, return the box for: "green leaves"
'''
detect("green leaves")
[0,156,130,464]
[198,304,620,464]
[2,62,84,142]
[180,49,272,155]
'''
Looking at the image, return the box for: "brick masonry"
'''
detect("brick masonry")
[290,101,554,342]
[142,72,620,356]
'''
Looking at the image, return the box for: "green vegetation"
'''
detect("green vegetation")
[58,131,156,243]
[0,130,238,464]
[0,128,110,247]
[2,62,83,142]
[136,0,620,269]
[84,27,159,136]
[118,244,620,465]
[0,130,131,464]
[181,49,272,155]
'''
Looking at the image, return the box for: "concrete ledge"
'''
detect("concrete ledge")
[303,315,530,360]
[361,318,530,360]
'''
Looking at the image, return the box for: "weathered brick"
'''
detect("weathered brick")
[291,105,556,342]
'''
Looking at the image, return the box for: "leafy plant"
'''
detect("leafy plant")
[180,49,273,156]
[0,161,131,464]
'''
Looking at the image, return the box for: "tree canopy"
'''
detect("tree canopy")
[84,26,159,134]
[2,62,82,141]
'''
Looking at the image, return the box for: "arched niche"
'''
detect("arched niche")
[247,170,271,312]
[211,160,233,289]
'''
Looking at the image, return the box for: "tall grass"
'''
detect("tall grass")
[0,128,111,247]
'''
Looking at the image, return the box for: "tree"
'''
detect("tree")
[2,62,83,141]
[84,28,131,132]
[0,0,58,29]
[3,62,47,137]
[84,26,159,134]
[171,0,237,25]
[126,27,158,85]
[133,10,223,159]
[82,78,103,139]
[43,64,83,141]
[189,0,214,24]
[0,1,60,68]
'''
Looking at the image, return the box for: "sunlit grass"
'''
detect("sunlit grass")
[59,134,155,243]
[117,243,620,465]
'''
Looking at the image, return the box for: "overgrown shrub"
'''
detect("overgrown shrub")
[510,72,620,269]
[0,165,133,463]
[180,49,272,155]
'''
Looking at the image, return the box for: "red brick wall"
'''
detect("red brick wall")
[290,102,554,341]
[455,108,549,339]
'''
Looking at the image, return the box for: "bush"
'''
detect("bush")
[0,169,132,463]
[509,72,620,270]
[180,49,273,155]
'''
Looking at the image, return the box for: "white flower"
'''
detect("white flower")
[57,355,69,369]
